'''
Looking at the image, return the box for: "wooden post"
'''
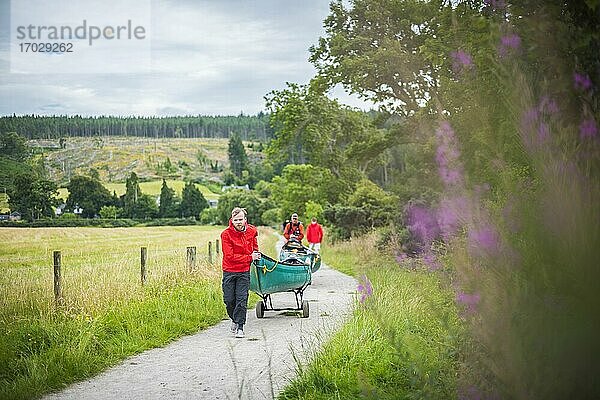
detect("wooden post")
[53,251,62,304]
[216,239,220,255]
[208,241,213,264]
[140,247,147,285]
[186,246,196,272]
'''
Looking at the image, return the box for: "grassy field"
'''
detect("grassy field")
[55,179,220,203]
[0,226,278,400]
[279,233,462,399]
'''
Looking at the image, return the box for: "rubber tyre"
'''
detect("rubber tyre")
[301,300,309,318]
[256,301,265,318]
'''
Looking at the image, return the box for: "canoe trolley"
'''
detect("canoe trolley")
[250,240,321,319]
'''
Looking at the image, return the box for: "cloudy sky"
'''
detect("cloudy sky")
[0,0,372,116]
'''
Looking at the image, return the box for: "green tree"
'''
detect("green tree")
[0,132,28,161]
[8,172,57,221]
[123,172,141,218]
[158,179,179,217]
[216,189,271,225]
[180,182,208,219]
[99,205,118,219]
[228,134,248,178]
[66,175,113,218]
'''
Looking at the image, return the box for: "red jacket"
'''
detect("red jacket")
[283,222,304,241]
[221,220,259,273]
[306,222,323,243]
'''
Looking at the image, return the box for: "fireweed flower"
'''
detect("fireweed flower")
[579,118,598,139]
[451,50,474,74]
[437,196,471,239]
[468,225,500,256]
[422,252,441,271]
[538,96,559,115]
[574,72,592,91]
[497,33,521,57]
[406,204,440,245]
[435,121,465,188]
[456,291,481,315]
[395,252,408,263]
[357,275,373,303]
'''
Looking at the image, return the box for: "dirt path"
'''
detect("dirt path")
[44,241,357,400]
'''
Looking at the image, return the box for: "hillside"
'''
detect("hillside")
[33,136,263,185]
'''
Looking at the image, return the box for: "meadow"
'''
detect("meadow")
[0,226,278,400]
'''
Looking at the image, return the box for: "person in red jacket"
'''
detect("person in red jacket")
[306,217,324,253]
[283,213,304,243]
[221,207,261,338]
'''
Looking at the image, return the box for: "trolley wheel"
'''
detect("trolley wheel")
[301,300,309,318]
[256,300,265,319]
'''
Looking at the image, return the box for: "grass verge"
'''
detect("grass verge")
[279,233,463,399]
[0,226,277,400]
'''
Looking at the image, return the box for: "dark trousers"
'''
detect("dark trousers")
[222,271,250,328]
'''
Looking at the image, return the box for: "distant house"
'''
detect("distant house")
[0,214,9,222]
[221,184,250,192]
[73,206,83,215]
[208,199,218,208]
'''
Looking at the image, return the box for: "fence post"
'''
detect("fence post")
[216,239,220,255]
[53,251,63,304]
[140,247,147,285]
[208,241,213,264]
[186,246,196,272]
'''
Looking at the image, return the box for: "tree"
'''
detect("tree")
[8,172,57,221]
[228,133,248,178]
[180,182,208,219]
[66,175,113,218]
[99,205,118,219]
[158,179,179,218]
[123,172,141,218]
[0,132,28,161]
[216,189,271,225]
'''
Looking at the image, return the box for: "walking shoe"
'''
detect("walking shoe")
[235,329,244,338]
[230,321,237,334]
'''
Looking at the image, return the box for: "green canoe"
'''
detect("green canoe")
[250,254,311,296]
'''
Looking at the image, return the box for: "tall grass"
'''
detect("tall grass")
[280,233,462,399]
[0,226,277,400]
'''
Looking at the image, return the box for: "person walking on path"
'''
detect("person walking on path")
[283,213,304,243]
[306,217,323,253]
[221,207,261,338]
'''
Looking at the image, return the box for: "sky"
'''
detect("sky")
[0,0,373,117]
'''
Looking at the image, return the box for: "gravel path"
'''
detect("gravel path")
[44,241,357,400]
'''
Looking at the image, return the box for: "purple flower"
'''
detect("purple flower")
[538,96,559,115]
[357,275,373,303]
[456,291,481,315]
[406,205,440,245]
[468,225,500,255]
[451,50,474,73]
[574,72,592,91]
[498,34,521,57]
[580,118,598,139]
[422,253,441,271]
[437,196,470,239]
